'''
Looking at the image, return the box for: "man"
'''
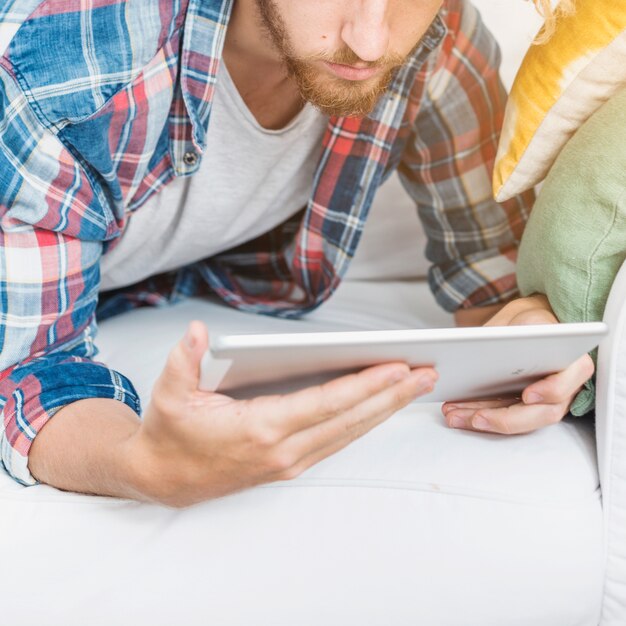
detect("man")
[0,0,592,506]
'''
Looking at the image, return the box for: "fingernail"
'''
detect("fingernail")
[443,404,458,414]
[472,416,493,431]
[447,408,475,420]
[413,386,434,401]
[389,369,410,384]
[185,328,196,350]
[411,375,436,399]
[450,416,465,429]
[525,392,543,405]
[410,370,437,385]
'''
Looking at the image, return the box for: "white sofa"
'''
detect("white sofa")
[2,3,624,625]
[0,276,616,625]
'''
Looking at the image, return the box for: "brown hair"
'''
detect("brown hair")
[533,0,576,43]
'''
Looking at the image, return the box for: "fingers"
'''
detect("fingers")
[456,401,568,435]
[443,352,595,435]
[522,354,595,405]
[280,368,438,470]
[448,296,591,437]
[258,363,435,436]
[443,392,572,435]
[442,398,518,428]
[205,366,437,484]
[317,367,438,443]
[483,295,554,327]
[199,364,437,483]
[443,398,519,412]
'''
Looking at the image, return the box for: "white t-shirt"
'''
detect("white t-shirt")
[100,65,328,291]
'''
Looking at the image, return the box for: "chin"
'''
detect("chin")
[286,57,394,118]
[303,81,388,118]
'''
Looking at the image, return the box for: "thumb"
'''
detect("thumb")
[160,320,209,394]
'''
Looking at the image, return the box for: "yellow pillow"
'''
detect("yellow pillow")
[493,0,626,202]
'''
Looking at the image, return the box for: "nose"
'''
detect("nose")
[340,1,390,63]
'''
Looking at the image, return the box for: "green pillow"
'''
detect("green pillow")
[517,87,626,416]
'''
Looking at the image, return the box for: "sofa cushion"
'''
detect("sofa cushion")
[0,282,603,625]
[594,258,626,623]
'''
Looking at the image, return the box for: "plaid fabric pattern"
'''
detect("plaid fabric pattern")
[0,0,532,485]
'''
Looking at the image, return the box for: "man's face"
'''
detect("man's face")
[256,0,443,117]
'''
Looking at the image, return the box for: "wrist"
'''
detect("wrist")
[124,425,190,507]
[481,294,556,327]
[509,294,557,324]
[455,301,508,327]
[512,294,551,312]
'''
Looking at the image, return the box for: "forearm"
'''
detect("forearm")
[28,398,148,501]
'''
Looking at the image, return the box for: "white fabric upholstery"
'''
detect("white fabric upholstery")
[0,282,603,625]
[595,260,626,625]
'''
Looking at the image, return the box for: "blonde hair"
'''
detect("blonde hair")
[533,0,576,43]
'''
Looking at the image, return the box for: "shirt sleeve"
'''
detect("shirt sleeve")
[399,0,535,313]
[0,62,141,486]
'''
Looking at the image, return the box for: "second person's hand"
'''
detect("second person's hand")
[442,296,594,435]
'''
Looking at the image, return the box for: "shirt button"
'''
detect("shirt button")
[183,151,198,166]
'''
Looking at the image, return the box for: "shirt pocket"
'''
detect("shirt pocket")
[0,60,115,241]
[6,0,183,125]
[55,41,180,220]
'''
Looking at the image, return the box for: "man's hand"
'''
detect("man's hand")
[128,321,438,507]
[442,295,595,435]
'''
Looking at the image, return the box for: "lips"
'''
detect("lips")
[322,61,381,81]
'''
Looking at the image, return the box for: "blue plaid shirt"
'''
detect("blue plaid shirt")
[0,0,532,485]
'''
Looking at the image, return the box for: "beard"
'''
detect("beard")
[255,0,407,118]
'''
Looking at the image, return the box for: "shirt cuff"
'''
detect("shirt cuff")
[1,359,141,486]
[428,249,519,313]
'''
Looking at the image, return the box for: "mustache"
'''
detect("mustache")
[303,47,406,69]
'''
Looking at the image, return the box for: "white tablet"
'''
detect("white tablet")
[199,322,608,402]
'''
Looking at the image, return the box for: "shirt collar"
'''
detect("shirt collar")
[368,11,447,121]
[421,11,448,53]
[180,2,447,150]
[180,0,234,153]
